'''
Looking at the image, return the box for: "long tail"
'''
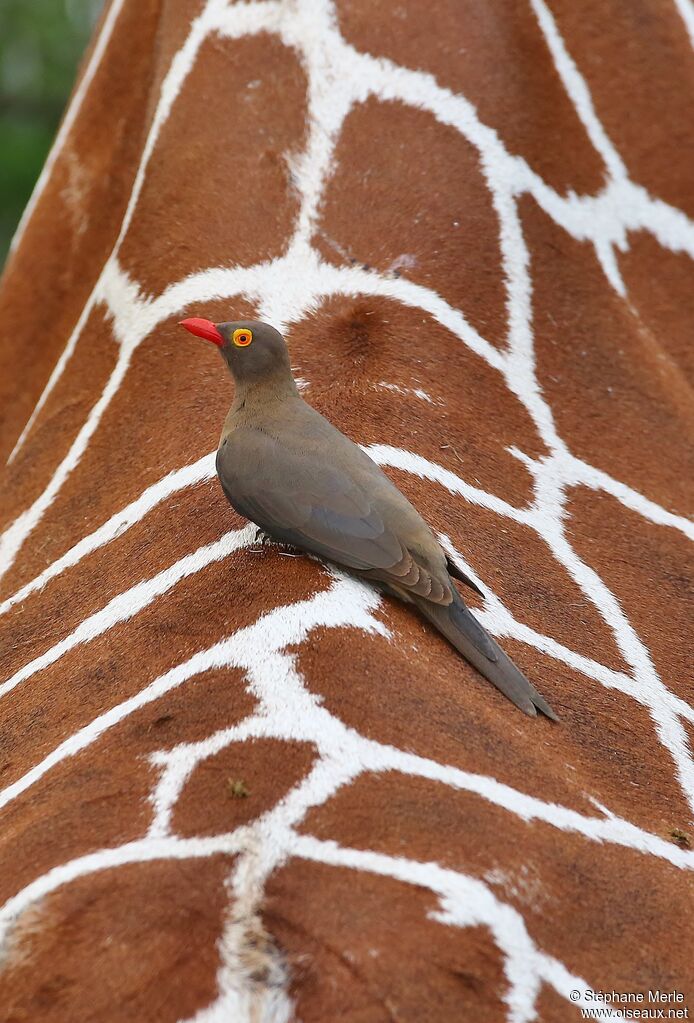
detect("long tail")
[415,594,558,720]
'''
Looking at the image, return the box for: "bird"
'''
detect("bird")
[179,316,557,720]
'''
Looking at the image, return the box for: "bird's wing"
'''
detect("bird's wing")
[217,430,452,604]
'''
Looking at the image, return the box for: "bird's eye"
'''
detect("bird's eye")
[233,328,253,347]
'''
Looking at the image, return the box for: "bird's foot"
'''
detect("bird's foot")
[248,528,274,553]
[250,528,301,557]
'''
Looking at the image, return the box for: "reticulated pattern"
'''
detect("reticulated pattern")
[0,1,692,1020]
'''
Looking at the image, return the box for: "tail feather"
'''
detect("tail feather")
[445,555,486,598]
[416,595,558,720]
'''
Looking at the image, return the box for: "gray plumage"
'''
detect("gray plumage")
[181,317,557,720]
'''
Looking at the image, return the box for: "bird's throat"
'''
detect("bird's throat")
[229,372,299,418]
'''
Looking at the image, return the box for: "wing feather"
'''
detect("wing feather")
[217,430,451,600]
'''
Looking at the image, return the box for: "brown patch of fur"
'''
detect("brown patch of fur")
[0,480,229,682]
[523,196,694,512]
[334,0,607,197]
[550,0,694,217]
[619,232,694,385]
[0,308,117,547]
[294,622,692,832]
[328,301,387,368]
[1,555,330,792]
[300,772,692,995]
[0,665,256,906]
[0,858,230,1022]
[566,485,693,706]
[267,860,507,1023]
[315,99,509,347]
[119,33,308,293]
[0,0,163,462]
[174,739,316,837]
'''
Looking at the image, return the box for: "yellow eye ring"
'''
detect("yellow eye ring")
[233,327,253,347]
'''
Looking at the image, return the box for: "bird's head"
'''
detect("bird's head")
[179,317,292,385]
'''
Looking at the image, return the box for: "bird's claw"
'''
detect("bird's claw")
[250,527,302,557]
[250,528,300,556]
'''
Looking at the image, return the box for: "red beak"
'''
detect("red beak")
[179,317,224,346]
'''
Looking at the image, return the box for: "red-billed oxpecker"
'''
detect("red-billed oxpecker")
[179,317,557,720]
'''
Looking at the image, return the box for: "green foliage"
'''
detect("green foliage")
[0,0,102,266]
